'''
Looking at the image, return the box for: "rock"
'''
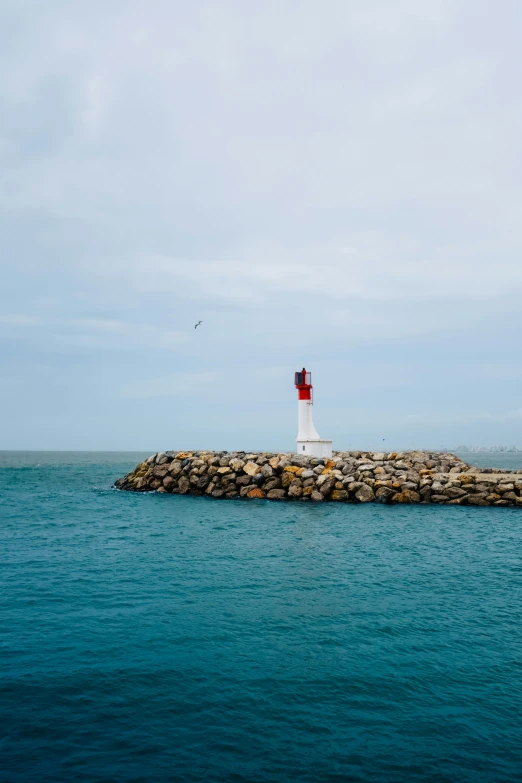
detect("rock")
[197,475,211,490]
[267,489,286,500]
[178,476,190,494]
[163,476,176,491]
[311,491,325,502]
[392,489,421,504]
[375,486,394,503]
[319,477,336,497]
[288,482,303,498]
[281,472,295,489]
[468,495,488,505]
[212,489,225,498]
[444,487,467,499]
[116,450,522,509]
[355,484,375,503]
[247,487,266,499]
[243,462,260,477]
[498,483,514,493]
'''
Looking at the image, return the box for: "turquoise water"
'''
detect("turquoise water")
[1,451,522,783]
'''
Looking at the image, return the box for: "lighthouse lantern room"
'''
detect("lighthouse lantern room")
[294,368,332,458]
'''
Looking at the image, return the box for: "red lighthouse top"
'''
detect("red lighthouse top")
[295,367,312,400]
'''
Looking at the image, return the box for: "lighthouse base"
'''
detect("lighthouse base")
[296,439,333,459]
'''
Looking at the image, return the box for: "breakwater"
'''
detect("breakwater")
[115,450,522,507]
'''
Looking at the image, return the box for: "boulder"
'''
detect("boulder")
[319,477,336,497]
[281,472,295,489]
[288,481,303,498]
[163,476,176,491]
[247,487,266,499]
[267,489,286,500]
[375,486,394,503]
[355,484,375,503]
[444,487,467,499]
[243,462,261,477]
[468,495,488,505]
[392,489,421,504]
[178,476,190,494]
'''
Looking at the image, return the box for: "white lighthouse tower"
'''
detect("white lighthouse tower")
[294,368,332,458]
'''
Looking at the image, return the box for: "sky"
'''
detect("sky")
[1,0,522,452]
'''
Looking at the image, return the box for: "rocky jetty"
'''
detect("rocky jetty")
[115,450,522,508]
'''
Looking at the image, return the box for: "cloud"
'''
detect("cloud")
[121,371,218,399]
[1,0,522,448]
[0,314,41,326]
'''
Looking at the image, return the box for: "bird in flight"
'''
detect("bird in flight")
[194,320,203,330]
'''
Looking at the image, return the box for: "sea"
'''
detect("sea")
[1,450,522,783]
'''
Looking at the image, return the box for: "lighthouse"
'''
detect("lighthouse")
[294,368,332,458]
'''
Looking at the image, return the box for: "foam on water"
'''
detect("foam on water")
[1,452,522,782]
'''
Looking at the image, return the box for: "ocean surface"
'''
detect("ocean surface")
[1,451,522,783]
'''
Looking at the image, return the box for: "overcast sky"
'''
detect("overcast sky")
[1,0,522,451]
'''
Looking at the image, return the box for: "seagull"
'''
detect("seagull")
[194,320,203,330]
